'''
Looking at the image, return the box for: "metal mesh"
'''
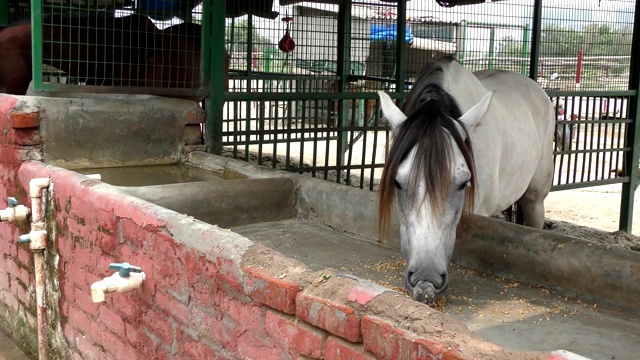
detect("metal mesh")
[33,1,204,97]
[7,0,31,23]
[222,0,637,193]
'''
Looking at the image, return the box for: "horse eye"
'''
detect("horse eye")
[394,180,403,190]
[458,181,470,191]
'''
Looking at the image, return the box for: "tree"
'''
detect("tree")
[497,35,524,58]
[537,23,631,58]
[540,24,584,57]
[582,24,632,57]
[226,20,275,53]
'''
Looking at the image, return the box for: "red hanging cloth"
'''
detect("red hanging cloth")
[278,16,295,53]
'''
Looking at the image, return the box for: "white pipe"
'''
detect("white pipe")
[29,178,51,228]
[26,178,51,360]
[0,204,30,222]
[91,272,146,303]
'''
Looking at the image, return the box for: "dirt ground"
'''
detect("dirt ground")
[542,184,640,252]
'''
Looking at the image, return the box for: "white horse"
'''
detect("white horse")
[378,57,554,303]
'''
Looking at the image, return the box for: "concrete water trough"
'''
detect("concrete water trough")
[72,151,640,360]
[1,93,638,359]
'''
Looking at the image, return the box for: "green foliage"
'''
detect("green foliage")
[226,20,276,54]
[496,35,524,57]
[498,23,632,58]
[581,23,633,57]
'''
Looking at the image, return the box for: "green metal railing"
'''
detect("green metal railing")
[19,0,640,232]
[548,90,634,191]
[217,0,639,232]
[29,0,207,99]
[0,0,8,25]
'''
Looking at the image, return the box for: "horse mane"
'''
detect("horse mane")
[378,57,477,236]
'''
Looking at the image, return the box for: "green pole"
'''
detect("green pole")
[619,0,640,232]
[395,0,407,96]
[0,0,8,25]
[204,0,227,154]
[336,0,352,174]
[521,23,529,75]
[264,47,272,73]
[488,28,495,69]
[458,20,467,66]
[30,0,44,92]
[528,0,542,80]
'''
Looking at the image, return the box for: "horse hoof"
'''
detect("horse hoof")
[411,280,437,304]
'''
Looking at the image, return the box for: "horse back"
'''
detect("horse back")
[474,69,554,138]
[144,23,203,98]
[469,69,555,214]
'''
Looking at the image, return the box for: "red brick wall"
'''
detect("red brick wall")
[0,94,43,359]
[0,94,572,360]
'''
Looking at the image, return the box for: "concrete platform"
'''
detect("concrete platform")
[233,219,640,360]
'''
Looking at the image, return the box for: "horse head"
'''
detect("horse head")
[377,89,492,304]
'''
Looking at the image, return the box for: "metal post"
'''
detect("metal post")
[619,0,640,232]
[336,0,352,175]
[488,27,495,69]
[575,49,583,91]
[0,0,9,25]
[30,0,44,92]
[528,0,542,80]
[204,0,227,154]
[521,23,529,75]
[458,20,467,66]
[395,0,407,96]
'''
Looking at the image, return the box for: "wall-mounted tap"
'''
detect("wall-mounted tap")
[0,197,30,223]
[91,263,146,303]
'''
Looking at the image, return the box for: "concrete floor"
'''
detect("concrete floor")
[233,219,640,360]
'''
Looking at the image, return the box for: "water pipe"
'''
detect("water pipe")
[91,263,146,303]
[18,177,51,360]
[0,197,30,223]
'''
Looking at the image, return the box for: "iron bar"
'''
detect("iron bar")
[30,0,43,92]
[0,0,8,25]
[528,0,543,79]
[204,0,227,154]
[619,0,640,231]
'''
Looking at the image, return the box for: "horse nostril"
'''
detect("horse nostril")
[406,271,417,287]
[406,267,449,292]
[435,273,449,292]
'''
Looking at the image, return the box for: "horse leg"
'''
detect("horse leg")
[517,194,545,228]
[517,160,553,229]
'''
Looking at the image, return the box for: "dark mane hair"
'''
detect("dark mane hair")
[378,57,477,236]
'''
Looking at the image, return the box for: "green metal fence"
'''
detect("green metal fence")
[28,0,207,99]
[2,0,30,23]
[15,0,640,232]
[219,0,639,232]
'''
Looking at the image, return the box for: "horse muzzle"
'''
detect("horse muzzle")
[404,271,449,304]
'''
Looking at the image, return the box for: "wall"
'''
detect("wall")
[11,161,567,360]
[0,94,45,359]
[0,93,578,360]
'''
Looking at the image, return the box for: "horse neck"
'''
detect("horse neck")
[441,61,487,113]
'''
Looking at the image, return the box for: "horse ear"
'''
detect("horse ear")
[458,91,494,131]
[377,91,407,129]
